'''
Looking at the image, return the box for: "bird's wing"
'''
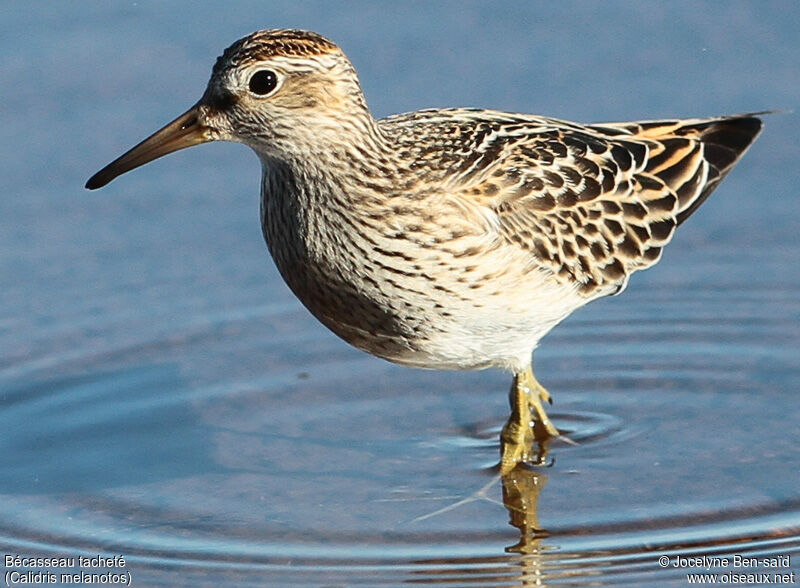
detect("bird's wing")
[439,112,763,298]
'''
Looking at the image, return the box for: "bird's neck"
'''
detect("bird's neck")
[258,111,386,235]
[260,110,402,205]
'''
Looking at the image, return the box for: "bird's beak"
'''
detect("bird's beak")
[85,104,211,190]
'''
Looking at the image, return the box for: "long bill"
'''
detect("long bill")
[85,105,211,190]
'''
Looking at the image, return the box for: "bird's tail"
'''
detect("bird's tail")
[624,113,767,225]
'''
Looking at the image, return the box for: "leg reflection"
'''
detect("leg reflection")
[502,439,551,554]
[502,439,551,586]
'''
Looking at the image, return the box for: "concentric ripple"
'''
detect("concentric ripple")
[1,286,798,586]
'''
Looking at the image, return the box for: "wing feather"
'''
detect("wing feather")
[441,113,763,297]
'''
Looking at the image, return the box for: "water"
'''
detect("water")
[2,2,799,586]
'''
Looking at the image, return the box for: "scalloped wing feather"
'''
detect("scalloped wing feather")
[436,113,764,298]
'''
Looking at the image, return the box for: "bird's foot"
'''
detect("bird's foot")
[528,381,560,440]
[500,366,560,473]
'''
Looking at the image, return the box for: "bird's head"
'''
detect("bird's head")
[86,29,369,190]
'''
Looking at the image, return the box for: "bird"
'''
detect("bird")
[86,29,764,473]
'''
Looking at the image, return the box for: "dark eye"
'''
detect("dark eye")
[248,70,278,95]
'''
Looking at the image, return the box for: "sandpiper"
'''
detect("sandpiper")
[86,29,764,472]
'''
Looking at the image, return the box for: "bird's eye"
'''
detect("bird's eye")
[248,70,278,96]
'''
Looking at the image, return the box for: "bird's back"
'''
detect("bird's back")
[379,109,763,299]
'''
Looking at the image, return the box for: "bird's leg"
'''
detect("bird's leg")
[501,371,534,474]
[500,366,559,473]
[525,366,560,441]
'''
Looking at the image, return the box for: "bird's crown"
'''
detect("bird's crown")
[212,29,341,74]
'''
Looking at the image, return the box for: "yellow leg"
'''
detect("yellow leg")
[525,366,559,440]
[500,365,559,473]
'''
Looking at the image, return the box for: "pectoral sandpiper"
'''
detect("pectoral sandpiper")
[86,29,764,472]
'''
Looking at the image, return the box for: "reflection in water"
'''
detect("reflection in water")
[502,441,551,587]
[407,433,800,587]
[408,441,555,586]
[502,441,551,555]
